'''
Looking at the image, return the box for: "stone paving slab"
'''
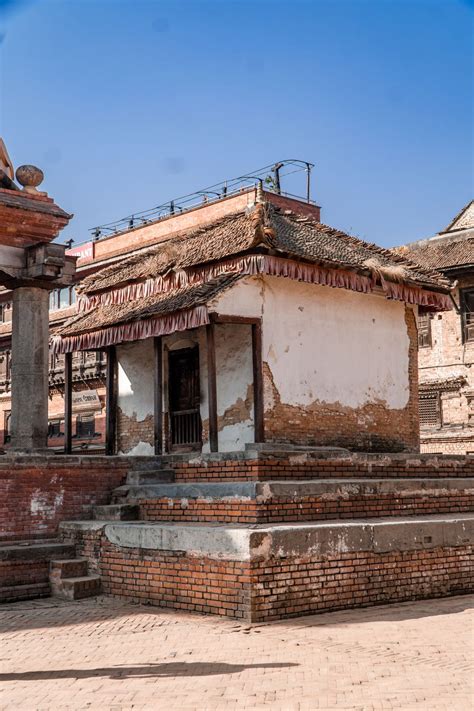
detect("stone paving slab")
[0,595,473,710]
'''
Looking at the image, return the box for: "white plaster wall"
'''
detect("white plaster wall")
[209,276,263,318]
[261,276,410,410]
[117,339,155,455]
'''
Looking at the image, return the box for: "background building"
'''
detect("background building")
[399,201,474,454]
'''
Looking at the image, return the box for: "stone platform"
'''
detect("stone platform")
[2,447,473,617]
[52,446,474,621]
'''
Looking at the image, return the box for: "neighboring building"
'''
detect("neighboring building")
[398,200,474,454]
[51,182,451,456]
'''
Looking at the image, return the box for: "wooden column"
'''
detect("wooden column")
[64,352,73,454]
[154,336,163,455]
[206,321,218,452]
[105,346,117,456]
[252,321,265,443]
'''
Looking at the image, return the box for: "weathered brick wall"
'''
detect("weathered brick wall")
[419,275,474,454]
[61,524,473,622]
[0,559,50,602]
[138,489,474,524]
[168,454,474,482]
[0,457,128,542]
[250,546,473,621]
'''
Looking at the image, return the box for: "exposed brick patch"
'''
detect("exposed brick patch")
[117,408,154,454]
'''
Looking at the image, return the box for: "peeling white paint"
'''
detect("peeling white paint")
[117,340,154,420]
[120,441,154,456]
[261,276,410,410]
[30,488,64,516]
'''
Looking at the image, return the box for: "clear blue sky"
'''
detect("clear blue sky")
[0,0,472,247]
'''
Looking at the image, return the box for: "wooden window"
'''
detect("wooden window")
[419,392,440,427]
[48,419,64,438]
[418,311,432,348]
[461,289,474,343]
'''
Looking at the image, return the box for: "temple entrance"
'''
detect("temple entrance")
[168,346,202,449]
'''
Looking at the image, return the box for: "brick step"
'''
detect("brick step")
[117,478,474,524]
[126,469,175,486]
[93,504,139,521]
[50,558,88,578]
[0,581,51,603]
[50,574,102,601]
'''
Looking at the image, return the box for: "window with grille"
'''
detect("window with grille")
[418,311,432,348]
[419,393,440,427]
[461,289,474,343]
[76,413,95,438]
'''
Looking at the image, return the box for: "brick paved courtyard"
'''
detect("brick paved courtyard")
[0,595,472,711]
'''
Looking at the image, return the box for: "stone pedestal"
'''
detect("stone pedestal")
[10,287,50,452]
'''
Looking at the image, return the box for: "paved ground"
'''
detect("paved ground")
[0,595,472,711]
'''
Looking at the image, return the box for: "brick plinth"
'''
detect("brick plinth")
[138,488,474,524]
[60,515,474,621]
[249,546,473,621]
[167,453,474,482]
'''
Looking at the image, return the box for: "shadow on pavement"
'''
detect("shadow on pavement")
[0,661,298,681]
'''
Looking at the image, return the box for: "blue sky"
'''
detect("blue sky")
[0,0,472,247]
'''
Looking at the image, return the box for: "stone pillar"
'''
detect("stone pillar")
[10,287,50,452]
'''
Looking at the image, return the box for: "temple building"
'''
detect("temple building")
[51,185,452,456]
[2,154,473,621]
[399,200,474,454]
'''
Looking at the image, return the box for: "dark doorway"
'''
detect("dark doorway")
[168,347,202,448]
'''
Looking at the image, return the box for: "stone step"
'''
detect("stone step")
[93,504,139,521]
[50,558,88,579]
[116,478,474,524]
[51,574,101,601]
[126,469,175,486]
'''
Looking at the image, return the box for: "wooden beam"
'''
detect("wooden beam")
[210,313,260,325]
[105,346,117,456]
[206,322,218,452]
[154,336,163,455]
[252,321,265,443]
[64,352,73,454]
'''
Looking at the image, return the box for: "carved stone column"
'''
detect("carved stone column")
[10,287,50,452]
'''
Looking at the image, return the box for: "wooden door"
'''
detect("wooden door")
[168,347,202,448]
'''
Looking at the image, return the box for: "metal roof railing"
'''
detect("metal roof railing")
[88,159,315,241]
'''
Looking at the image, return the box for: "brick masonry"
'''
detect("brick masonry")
[61,523,473,622]
[0,457,129,542]
[137,489,474,524]
[167,453,474,482]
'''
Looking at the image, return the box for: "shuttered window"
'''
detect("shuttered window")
[418,312,432,348]
[419,392,440,427]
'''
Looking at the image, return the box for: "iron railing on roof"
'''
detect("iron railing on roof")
[88,159,315,241]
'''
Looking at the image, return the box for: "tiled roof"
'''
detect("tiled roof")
[59,274,240,337]
[397,235,474,271]
[79,203,450,296]
[444,200,474,232]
